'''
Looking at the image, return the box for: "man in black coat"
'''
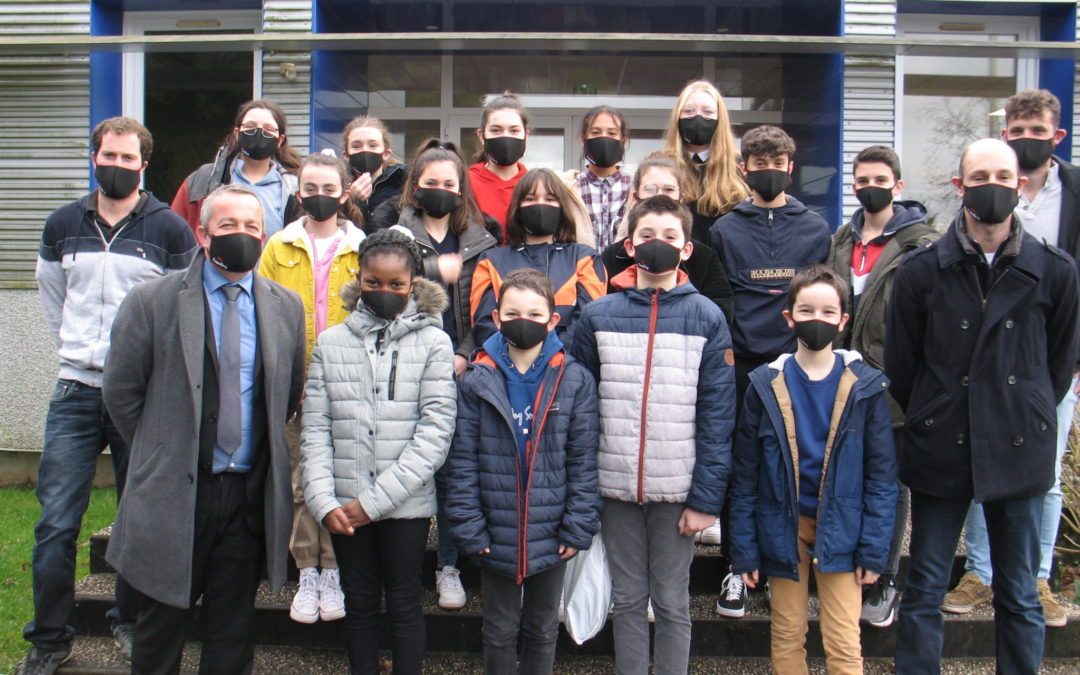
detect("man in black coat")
[887,138,1079,674]
[944,88,1080,626]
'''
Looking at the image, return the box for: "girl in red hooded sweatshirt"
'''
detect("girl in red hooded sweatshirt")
[468,93,530,241]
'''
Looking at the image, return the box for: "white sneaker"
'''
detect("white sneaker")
[436,566,466,609]
[290,567,320,624]
[695,518,723,545]
[318,568,346,622]
[647,599,655,623]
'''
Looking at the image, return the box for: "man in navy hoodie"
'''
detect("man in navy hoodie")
[23,117,196,674]
[709,124,830,617]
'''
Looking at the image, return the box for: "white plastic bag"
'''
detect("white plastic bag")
[561,532,611,644]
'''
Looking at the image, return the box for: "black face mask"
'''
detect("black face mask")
[855,186,894,214]
[963,183,1019,225]
[237,129,279,161]
[678,116,718,147]
[794,319,840,352]
[484,136,526,167]
[207,233,262,274]
[518,204,562,237]
[348,151,384,176]
[301,194,341,222]
[415,188,461,219]
[362,290,410,321]
[633,238,682,275]
[500,318,549,350]
[745,169,791,202]
[584,136,624,168]
[95,164,141,200]
[1007,138,1055,172]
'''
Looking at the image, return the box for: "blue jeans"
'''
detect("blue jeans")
[434,466,458,568]
[897,490,1044,675]
[23,380,140,651]
[963,378,1078,583]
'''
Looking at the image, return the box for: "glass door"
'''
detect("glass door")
[122,11,261,202]
[897,15,1037,224]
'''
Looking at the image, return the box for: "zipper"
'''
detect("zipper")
[513,361,567,584]
[768,209,774,258]
[974,264,1010,310]
[388,351,399,400]
[636,290,660,504]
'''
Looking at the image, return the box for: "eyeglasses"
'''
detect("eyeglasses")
[238,124,280,139]
[640,184,680,197]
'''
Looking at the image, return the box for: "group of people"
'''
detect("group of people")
[18,79,1079,675]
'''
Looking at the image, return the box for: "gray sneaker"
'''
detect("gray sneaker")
[861,578,900,628]
[112,622,135,661]
[17,646,72,675]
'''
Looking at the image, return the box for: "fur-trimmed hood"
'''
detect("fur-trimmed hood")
[339,276,450,339]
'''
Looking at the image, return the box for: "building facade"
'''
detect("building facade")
[0,0,1077,461]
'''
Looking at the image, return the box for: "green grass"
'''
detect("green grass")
[0,486,116,672]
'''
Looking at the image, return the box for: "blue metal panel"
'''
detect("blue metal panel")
[1039,2,1075,161]
[90,2,123,186]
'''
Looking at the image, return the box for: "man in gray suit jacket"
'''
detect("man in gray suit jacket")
[103,184,306,674]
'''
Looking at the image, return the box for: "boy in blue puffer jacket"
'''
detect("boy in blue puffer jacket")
[445,268,600,675]
[729,264,897,675]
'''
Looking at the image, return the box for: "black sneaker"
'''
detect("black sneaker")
[112,622,135,661]
[861,577,900,628]
[716,569,747,618]
[16,646,72,675]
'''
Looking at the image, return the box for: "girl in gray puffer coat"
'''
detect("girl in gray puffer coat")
[300,229,457,675]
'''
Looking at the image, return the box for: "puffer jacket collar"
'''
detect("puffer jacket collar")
[277,217,365,253]
[340,277,449,341]
[609,265,692,296]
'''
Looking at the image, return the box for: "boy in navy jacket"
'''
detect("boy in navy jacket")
[730,264,897,675]
[709,125,831,401]
[572,196,734,675]
[446,268,600,674]
[708,124,831,617]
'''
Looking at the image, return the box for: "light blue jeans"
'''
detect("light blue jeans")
[963,376,1078,582]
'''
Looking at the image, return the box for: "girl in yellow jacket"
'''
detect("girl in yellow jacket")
[258,151,365,625]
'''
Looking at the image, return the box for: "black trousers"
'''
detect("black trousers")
[132,470,262,675]
[332,517,430,675]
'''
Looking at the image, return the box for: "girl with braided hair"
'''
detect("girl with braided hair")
[300,228,457,674]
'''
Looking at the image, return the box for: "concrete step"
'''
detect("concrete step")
[71,572,1080,658]
[47,637,1080,674]
[92,524,1027,595]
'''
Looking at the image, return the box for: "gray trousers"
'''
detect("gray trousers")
[481,564,566,675]
[602,498,695,675]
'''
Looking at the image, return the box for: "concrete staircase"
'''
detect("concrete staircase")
[56,523,1080,673]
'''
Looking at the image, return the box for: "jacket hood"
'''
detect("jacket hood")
[371,162,406,188]
[469,162,527,185]
[730,194,811,218]
[479,329,565,382]
[278,217,366,252]
[848,200,928,240]
[758,349,888,393]
[78,190,173,219]
[340,275,448,315]
[766,349,862,371]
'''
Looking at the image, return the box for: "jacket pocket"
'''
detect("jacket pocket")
[830,432,864,498]
[756,502,791,566]
[823,495,862,558]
